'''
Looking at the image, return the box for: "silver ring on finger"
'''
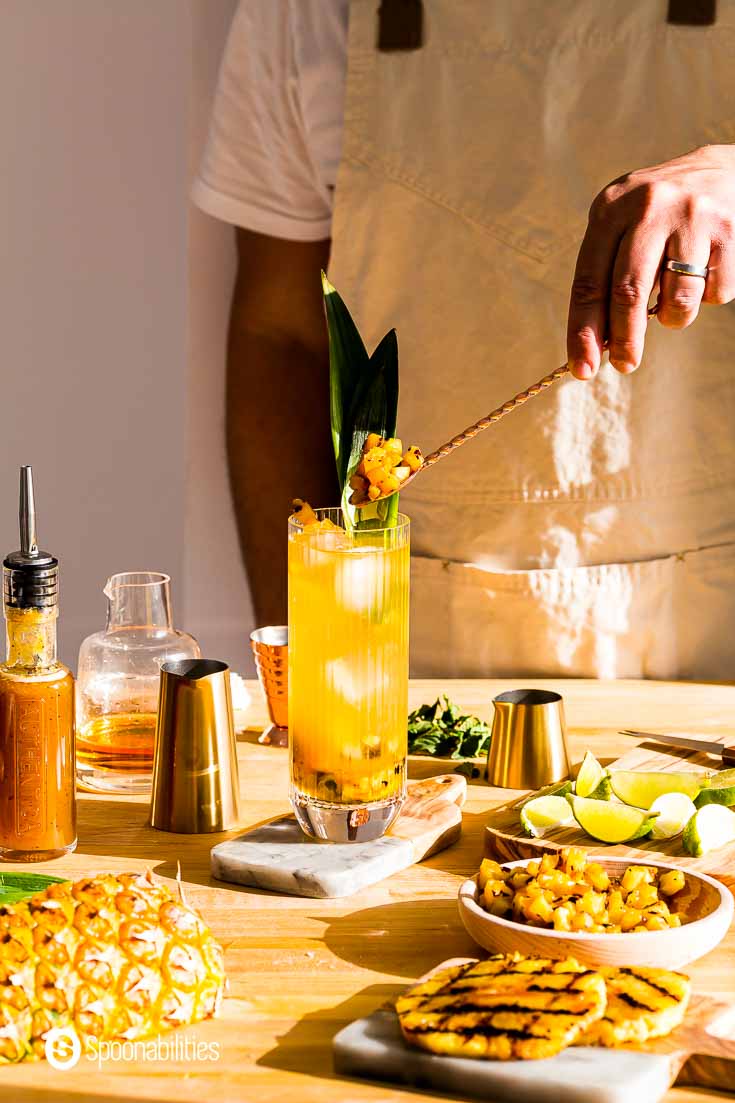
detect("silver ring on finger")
[663,258,709,279]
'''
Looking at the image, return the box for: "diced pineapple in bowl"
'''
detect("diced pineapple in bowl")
[458,849,733,970]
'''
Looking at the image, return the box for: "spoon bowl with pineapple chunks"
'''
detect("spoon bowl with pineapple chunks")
[347,434,424,506]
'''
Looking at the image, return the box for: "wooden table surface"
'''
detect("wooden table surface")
[5,679,735,1103]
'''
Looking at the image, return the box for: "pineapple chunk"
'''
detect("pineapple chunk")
[553,905,573,931]
[362,449,386,473]
[365,432,383,450]
[376,472,401,495]
[291,499,320,527]
[525,894,554,923]
[659,870,685,896]
[365,465,390,486]
[477,858,504,889]
[402,446,424,473]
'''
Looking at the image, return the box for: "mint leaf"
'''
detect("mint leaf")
[408,696,491,763]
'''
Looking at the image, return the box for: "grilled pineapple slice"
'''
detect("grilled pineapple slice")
[580,966,691,1047]
[0,871,225,1062]
[396,953,607,1060]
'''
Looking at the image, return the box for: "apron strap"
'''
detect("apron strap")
[377,0,424,51]
[667,0,717,24]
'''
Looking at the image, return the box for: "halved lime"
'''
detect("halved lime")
[520,795,575,838]
[575,751,611,800]
[610,770,702,809]
[682,803,735,857]
[568,793,657,843]
[517,779,573,809]
[649,792,698,840]
[694,768,735,809]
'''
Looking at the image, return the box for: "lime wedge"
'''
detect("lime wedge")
[649,792,698,840]
[517,779,573,809]
[520,795,575,838]
[682,803,735,857]
[610,770,702,808]
[575,751,611,800]
[694,768,735,809]
[568,794,657,843]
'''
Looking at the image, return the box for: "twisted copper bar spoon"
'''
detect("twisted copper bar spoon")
[364,304,659,503]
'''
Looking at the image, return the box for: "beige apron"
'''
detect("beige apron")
[329,0,735,680]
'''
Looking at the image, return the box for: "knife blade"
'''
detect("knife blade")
[620,729,735,767]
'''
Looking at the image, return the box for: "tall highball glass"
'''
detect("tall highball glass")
[288,510,409,843]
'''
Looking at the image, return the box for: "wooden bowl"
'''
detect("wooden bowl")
[458,857,733,970]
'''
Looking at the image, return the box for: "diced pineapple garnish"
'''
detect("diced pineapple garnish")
[291,498,320,527]
[348,435,424,505]
[291,499,343,532]
[402,446,424,473]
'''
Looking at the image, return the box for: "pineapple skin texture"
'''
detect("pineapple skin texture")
[0,871,225,1062]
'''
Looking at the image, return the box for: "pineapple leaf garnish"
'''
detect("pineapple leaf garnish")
[0,872,68,904]
[321,273,400,528]
[322,272,370,493]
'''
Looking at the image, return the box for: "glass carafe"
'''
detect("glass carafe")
[76,572,200,794]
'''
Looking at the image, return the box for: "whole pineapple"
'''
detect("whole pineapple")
[0,870,225,1062]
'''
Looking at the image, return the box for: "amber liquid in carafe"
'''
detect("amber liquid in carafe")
[75,712,157,774]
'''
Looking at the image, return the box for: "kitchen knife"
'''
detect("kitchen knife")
[620,729,735,768]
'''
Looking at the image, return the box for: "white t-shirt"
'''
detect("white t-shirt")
[192,0,349,241]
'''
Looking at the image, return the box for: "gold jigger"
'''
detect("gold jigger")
[486,689,571,789]
[150,659,241,833]
[250,626,288,747]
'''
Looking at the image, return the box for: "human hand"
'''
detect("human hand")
[567,144,735,379]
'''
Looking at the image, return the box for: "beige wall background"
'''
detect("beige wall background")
[0,0,254,671]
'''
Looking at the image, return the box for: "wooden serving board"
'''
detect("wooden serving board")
[211,773,465,898]
[333,957,735,1102]
[485,740,735,896]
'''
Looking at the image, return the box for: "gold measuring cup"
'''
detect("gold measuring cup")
[150,659,241,833]
[486,688,571,789]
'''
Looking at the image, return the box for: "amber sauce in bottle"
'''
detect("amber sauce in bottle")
[0,467,76,860]
[0,609,76,860]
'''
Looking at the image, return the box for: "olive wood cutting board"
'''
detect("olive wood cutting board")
[333,957,735,1103]
[484,740,735,896]
[211,773,465,898]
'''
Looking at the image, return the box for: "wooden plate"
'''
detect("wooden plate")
[483,742,735,899]
[458,857,733,969]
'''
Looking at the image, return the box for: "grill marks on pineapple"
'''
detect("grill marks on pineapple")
[618,967,685,1001]
[580,966,691,1048]
[397,955,607,1060]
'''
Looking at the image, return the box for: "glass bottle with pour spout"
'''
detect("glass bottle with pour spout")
[75,572,200,794]
[0,467,76,860]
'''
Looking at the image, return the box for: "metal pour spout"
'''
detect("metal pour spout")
[19,466,39,558]
[3,466,58,609]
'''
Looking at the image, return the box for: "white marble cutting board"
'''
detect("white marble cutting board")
[333,958,735,1102]
[333,1007,676,1103]
[210,774,465,898]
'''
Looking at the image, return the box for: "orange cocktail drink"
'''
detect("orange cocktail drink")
[288,509,409,842]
